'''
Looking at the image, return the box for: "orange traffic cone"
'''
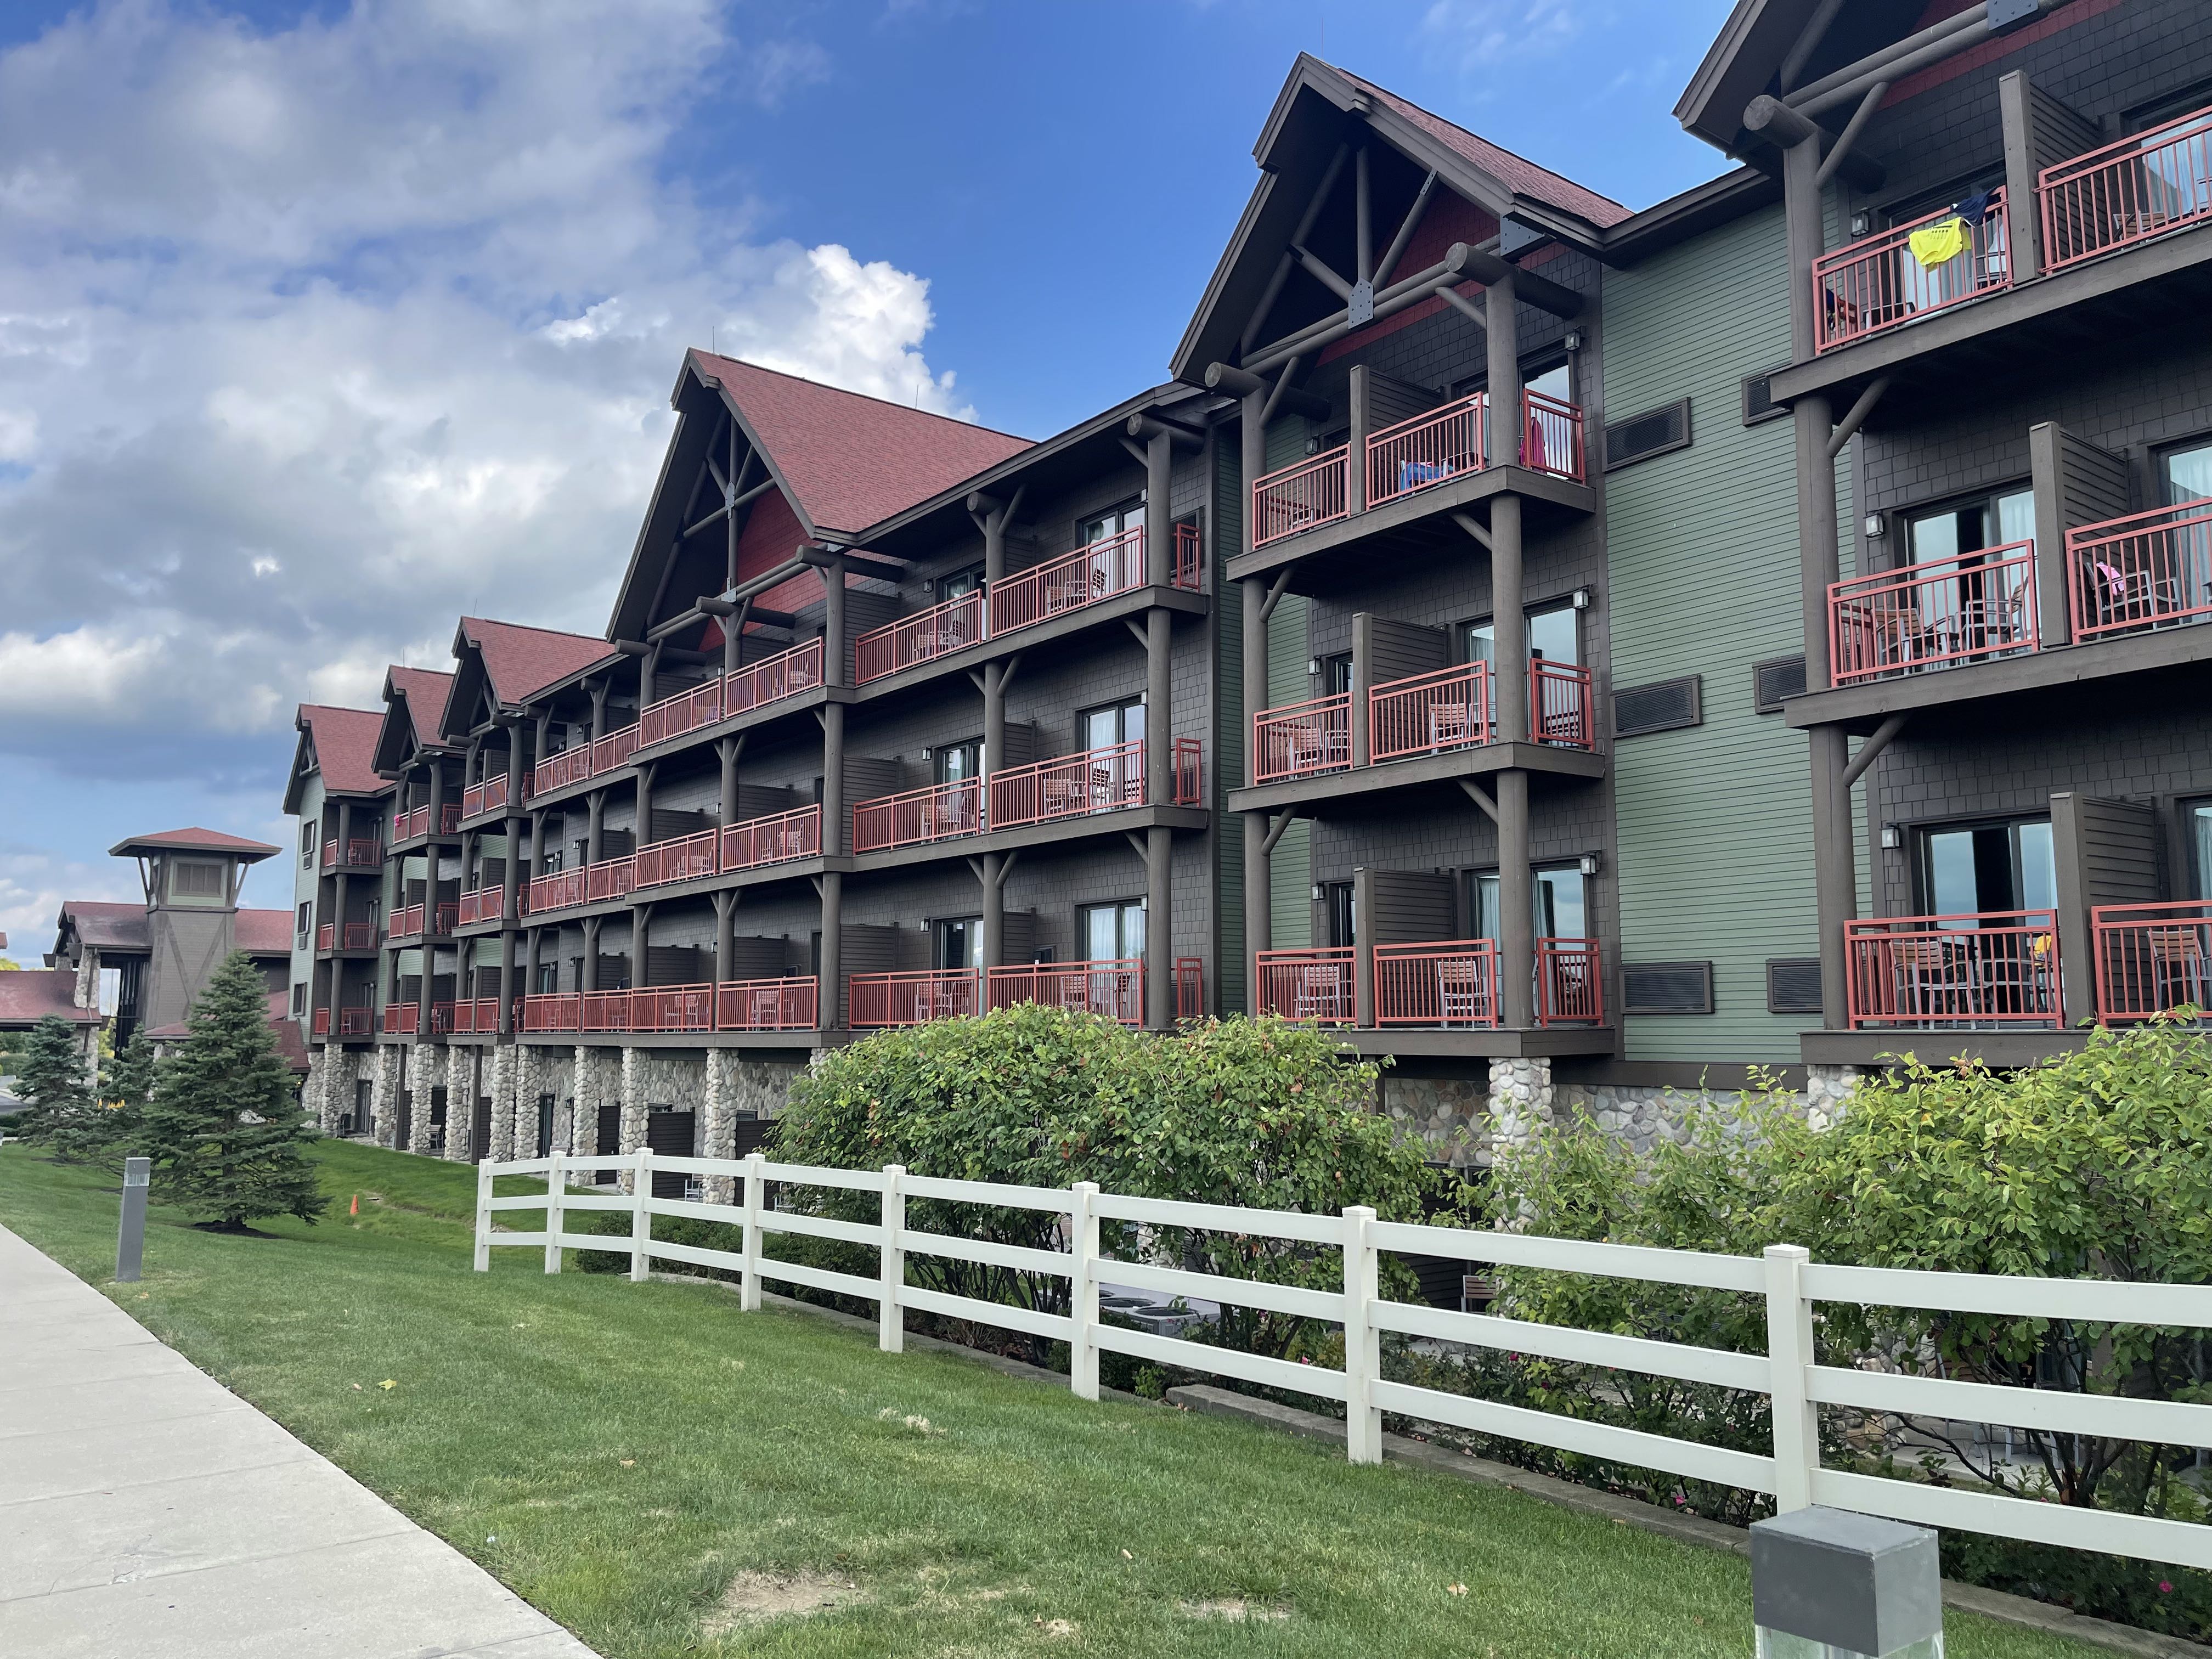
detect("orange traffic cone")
[350,1193,360,1217]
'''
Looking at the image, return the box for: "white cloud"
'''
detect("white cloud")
[1420,0,1586,78]
[0,849,142,962]
[0,0,975,784]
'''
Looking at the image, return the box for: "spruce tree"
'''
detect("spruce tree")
[58,1031,162,1173]
[4,1015,94,1149]
[143,952,327,1231]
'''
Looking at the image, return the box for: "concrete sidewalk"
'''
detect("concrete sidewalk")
[0,1222,600,1659]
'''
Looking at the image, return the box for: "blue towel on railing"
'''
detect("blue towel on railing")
[1955,189,1994,223]
[1398,459,1451,492]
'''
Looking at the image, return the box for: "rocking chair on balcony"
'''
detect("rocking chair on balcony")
[1437,958,1489,1026]
[1291,965,1351,1023]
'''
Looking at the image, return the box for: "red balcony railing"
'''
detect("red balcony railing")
[990,526,1139,634]
[852,776,982,854]
[316,922,334,951]
[1369,663,1492,762]
[1367,394,1485,509]
[2093,900,2212,1024]
[848,969,984,1027]
[2067,502,2212,641]
[1175,956,1204,1021]
[590,724,641,778]
[1170,737,1203,807]
[989,741,1143,829]
[322,838,381,870]
[1812,190,2011,354]
[1173,520,1202,589]
[1256,948,1357,1024]
[716,977,819,1031]
[456,885,507,926]
[442,997,503,1035]
[522,992,581,1032]
[855,589,983,685]
[631,983,716,1033]
[1531,659,1595,749]
[721,804,821,872]
[527,868,586,916]
[586,855,635,905]
[343,922,375,949]
[1831,539,2038,681]
[1374,940,1500,1028]
[580,990,632,1033]
[1520,390,1586,483]
[460,775,512,821]
[336,1006,374,1038]
[986,959,1143,1024]
[726,638,824,716]
[1535,937,1606,1026]
[1253,693,1350,783]
[396,803,461,839]
[386,904,425,941]
[2041,102,2212,274]
[435,901,459,933]
[311,1008,330,1037]
[1251,447,1351,550]
[639,681,724,751]
[380,1002,419,1035]
[1844,910,2063,1030]
[532,747,590,797]
[634,829,719,890]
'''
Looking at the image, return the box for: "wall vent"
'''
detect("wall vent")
[1742,367,1789,426]
[1622,961,1714,1015]
[1767,958,1824,1014]
[1753,654,1808,713]
[1613,675,1702,737]
[1602,398,1692,471]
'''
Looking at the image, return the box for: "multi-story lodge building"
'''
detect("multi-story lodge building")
[295,7,2212,1169]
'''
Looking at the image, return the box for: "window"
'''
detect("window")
[2188,799,2212,899]
[296,901,312,944]
[536,961,559,994]
[936,564,984,603]
[301,820,317,870]
[932,917,983,970]
[172,860,223,898]
[1081,900,1147,963]
[1318,653,1352,696]
[1525,362,1571,403]
[2163,439,2212,505]
[1464,600,1579,668]
[1904,486,2034,569]
[1319,881,1356,948]
[291,981,307,1018]
[1913,817,2056,919]
[1079,697,1145,752]
[1742,367,1788,426]
[1470,865,1587,939]
[1080,498,1143,545]
[932,738,982,786]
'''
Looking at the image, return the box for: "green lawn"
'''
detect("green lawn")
[0,1140,2100,1659]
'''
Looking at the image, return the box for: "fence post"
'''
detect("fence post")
[473,1159,494,1272]
[879,1165,905,1353]
[1069,1182,1101,1402]
[1342,1205,1382,1465]
[543,1152,566,1274]
[1764,1243,1818,1512]
[741,1152,765,1311]
[630,1147,652,1283]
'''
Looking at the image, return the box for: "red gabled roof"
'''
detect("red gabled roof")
[58,901,150,952]
[1335,66,1632,229]
[236,910,295,955]
[0,969,98,1028]
[295,707,391,797]
[108,826,281,859]
[689,351,1033,538]
[455,618,613,705]
[387,666,454,727]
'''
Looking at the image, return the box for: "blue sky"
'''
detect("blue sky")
[0,0,1737,944]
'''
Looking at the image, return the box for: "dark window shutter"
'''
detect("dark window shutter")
[1622,961,1714,1015]
[1753,655,1808,713]
[1767,958,1824,1014]
[1742,367,1788,426]
[1613,675,1702,737]
[1603,398,1692,471]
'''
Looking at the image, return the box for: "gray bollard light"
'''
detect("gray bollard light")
[1751,1506,1944,1659]
[116,1156,150,1284]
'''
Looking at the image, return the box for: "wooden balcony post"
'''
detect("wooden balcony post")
[1498,771,1535,1029]
[1997,72,2043,284]
[713,890,736,987]
[822,555,848,689]
[582,917,601,994]
[1145,827,1173,1032]
[585,789,605,866]
[1349,612,1374,768]
[498,924,517,1039]
[1485,270,1521,477]
[2027,422,2073,648]
[1347,364,1370,516]
[588,676,609,742]
[1352,866,1376,1028]
[821,703,845,856]
[819,871,843,1031]
[1145,427,1174,589]
[1146,607,1171,805]
[978,851,1006,978]
[1492,497,1528,743]
[981,661,1007,781]
[717,736,741,833]
[634,760,653,860]
[1243,813,1271,1018]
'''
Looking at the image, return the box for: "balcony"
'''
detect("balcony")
[1844,910,2063,1031]
[321,837,381,871]
[316,921,375,951]
[431,997,503,1036]
[523,977,823,1036]
[1254,694,1349,783]
[1175,957,1204,1022]
[856,590,982,685]
[984,960,1143,1025]
[854,777,980,854]
[1257,937,1602,1029]
[1251,390,1588,554]
[853,741,1202,856]
[633,829,718,892]
[311,1007,329,1037]
[380,1002,419,1036]
[386,904,425,942]
[720,804,821,873]
[848,969,985,1027]
[988,524,1200,637]
[2068,503,2212,641]
[1254,661,1591,787]
[2092,901,2211,1023]
[638,681,724,750]
[394,803,460,840]
[2041,104,2212,275]
[460,775,515,822]
[724,639,825,720]
[1370,664,1491,761]
[335,1006,373,1039]
[523,852,638,917]
[1830,540,2038,683]
[1813,191,2012,356]
[456,885,507,926]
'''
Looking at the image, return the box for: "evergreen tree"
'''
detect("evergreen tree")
[143,952,327,1231]
[4,1016,95,1149]
[55,1031,162,1173]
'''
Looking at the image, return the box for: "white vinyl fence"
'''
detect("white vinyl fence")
[476,1149,2212,1571]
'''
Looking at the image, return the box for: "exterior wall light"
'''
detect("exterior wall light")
[1577,853,1601,877]
[1751,1507,1943,1659]
[1308,657,1322,676]
[1880,823,1903,850]
[1563,330,1583,352]
[1309,883,1324,902]
[1863,512,1886,539]
[1571,587,1593,610]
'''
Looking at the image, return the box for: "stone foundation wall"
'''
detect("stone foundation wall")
[405,1044,441,1155]
[304,1047,369,1137]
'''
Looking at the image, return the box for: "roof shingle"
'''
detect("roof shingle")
[0,969,98,1028]
[295,707,391,797]
[456,619,614,705]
